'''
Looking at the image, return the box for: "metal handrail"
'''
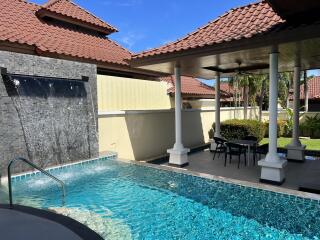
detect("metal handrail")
[7,157,66,209]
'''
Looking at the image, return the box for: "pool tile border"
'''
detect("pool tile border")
[119,159,320,202]
[3,154,320,202]
[2,152,117,183]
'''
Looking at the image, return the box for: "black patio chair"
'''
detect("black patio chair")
[255,143,269,160]
[212,137,227,161]
[225,142,247,168]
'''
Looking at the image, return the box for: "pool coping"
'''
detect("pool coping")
[1,153,117,184]
[118,159,320,202]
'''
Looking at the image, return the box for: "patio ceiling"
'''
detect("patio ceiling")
[131,33,320,80]
[266,0,320,22]
[131,1,320,79]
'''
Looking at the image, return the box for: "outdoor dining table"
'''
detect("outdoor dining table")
[229,139,258,166]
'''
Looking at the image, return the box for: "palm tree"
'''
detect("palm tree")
[232,74,249,119]
[304,71,312,112]
[233,74,266,119]
[278,72,294,109]
[247,74,268,121]
[228,76,242,118]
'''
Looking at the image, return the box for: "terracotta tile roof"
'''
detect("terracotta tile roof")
[300,76,320,100]
[133,1,285,59]
[160,75,215,96]
[0,0,131,66]
[160,76,236,100]
[38,0,117,34]
[220,82,235,95]
[219,82,242,102]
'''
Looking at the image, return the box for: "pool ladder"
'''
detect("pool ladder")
[7,157,66,209]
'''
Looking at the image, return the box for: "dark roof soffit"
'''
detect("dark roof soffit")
[266,0,320,22]
[36,9,114,35]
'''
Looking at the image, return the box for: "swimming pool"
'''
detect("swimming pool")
[6,158,320,239]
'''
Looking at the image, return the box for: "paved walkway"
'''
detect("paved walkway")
[179,150,320,191]
[0,208,81,240]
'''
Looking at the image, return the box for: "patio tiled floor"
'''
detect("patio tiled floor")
[168,150,320,191]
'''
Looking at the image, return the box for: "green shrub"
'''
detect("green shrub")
[208,128,214,139]
[282,108,305,137]
[300,114,320,138]
[264,120,286,138]
[210,119,266,142]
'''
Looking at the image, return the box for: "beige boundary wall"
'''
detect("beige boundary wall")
[262,110,318,123]
[98,107,260,161]
[97,75,171,111]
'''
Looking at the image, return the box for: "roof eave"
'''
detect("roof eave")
[131,22,320,68]
[0,40,162,78]
[181,93,215,99]
[36,8,117,35]
[0,40,36,55]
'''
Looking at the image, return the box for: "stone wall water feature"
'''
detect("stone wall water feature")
[0,51,98,175]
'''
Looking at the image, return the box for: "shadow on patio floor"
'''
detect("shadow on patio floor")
[162,150,320,191]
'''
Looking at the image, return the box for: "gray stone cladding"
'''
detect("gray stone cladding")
[0,50,98,175]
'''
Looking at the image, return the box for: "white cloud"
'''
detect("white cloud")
[118,31,144,49]
[101,0,142,7]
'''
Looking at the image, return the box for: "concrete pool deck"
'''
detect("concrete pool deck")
[177,150,320,190]
[0,205,103,240]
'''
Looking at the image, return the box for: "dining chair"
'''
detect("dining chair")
[224,142,247,168]
[255,143,269,160]
[212,137,227,161]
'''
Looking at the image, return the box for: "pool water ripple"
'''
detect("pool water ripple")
[6,159,320,240]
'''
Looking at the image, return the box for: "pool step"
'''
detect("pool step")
[50,207,132,239]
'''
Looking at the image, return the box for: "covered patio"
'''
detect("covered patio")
[132,0,320,186]
[183,150,320,191]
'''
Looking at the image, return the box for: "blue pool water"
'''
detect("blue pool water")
[7,158,320,240]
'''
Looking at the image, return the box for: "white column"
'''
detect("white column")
[210,73,221,150]
[304,71,309,112]
[286,61,306,161]
[258,46,287,185]
[266,49,280,163]
[174,65,183,150]
[291,65,302,147]
[214,73,221,137]
[167,64,190,167]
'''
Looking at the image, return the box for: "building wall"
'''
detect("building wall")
[98,108,260,161]
[0,50,98,175]
[97,75,171,111]
[184,99,215,110]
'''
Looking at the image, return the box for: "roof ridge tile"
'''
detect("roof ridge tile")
[43,0,63,8]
